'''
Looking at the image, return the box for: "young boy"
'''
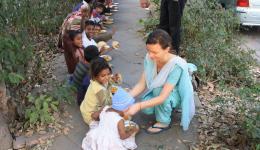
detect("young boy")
[93,22,102,36]
[82,20,97,48]
[82,20,112,54]
[93,22,116,42]
[73,45,99,105]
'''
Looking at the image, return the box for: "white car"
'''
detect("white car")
[236,0,260,26]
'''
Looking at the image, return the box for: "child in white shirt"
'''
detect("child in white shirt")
[82,87,139,150]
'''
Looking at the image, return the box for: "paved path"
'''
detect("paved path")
[240,27,260,63]
[49,0,198,149]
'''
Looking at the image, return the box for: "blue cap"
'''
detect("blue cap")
[112,87,135,111]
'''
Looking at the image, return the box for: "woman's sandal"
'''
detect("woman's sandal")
[145,125,171,135]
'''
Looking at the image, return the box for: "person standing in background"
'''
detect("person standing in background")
[139,0,186,55]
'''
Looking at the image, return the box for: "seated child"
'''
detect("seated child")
[58,3,90,50]
[93,22,116,42]
[73,45,100,105]
[104,0,112,13]
[93,22,103,36]
[72,0,91,12]
[82,20,97,48]
[63,30,85,74]
[82,20,113,55]
[90,2,106,23]
[94,0,112,14]
[82,86,139,150]
[80,57,112,126]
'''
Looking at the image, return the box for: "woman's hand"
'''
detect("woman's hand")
[125,103,141,116]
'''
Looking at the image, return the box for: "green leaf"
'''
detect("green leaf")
[35,96,42,110]
[29,112,38,124]
[45,96,53,102]
[27,94,34,103]
[52,101,59,105]
[50,103,58,112]
[43,101,49,111]
[7,73,24,84]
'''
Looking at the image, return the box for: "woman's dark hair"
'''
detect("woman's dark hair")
[84,45,99,62]
[67,30,82,40]
[90,57,112,79]
[85,20,95,27]
[146,29,173,50]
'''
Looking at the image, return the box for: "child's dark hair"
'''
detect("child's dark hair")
[67,30,82,40]
[94,22,102,28]
[97,0,105,3]
[84,45,99,62]
[95,2,105,10]
[84,0,92,3]
[146,29,173,50]
[90,57,112,79]
[85,20,95,28]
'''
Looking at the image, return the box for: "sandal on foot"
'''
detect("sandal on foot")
[145,125,171,135]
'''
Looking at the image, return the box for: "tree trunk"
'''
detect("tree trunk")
[0,79,12,149]
[0,114,13,150]
[0,64,17,122]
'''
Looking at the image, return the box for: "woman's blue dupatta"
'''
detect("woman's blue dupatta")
[144,54,195,131]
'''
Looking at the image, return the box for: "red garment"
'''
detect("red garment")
[75,48,85,63]
[58,11,83,49]
[63,33,80,74]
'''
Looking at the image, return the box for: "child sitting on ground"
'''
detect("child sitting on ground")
[82,20,111,54]
[82,20,97,48]
[58,3,90,51]
[72,45,99,105]
[93,22,116,42]
[91,2,106,23]
[82,86,139,150]
[80,57,113,127]
[93,22,103,36]
[63,30,85,74]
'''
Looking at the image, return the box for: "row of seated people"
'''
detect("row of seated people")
[58,0,119,105]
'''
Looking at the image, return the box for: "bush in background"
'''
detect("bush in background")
[0,0,79,127]
[139,0,259,148]
[182,0,255,85]
[0,0,78,86]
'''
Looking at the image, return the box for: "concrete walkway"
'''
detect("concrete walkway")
[240,27,260,63]
[49,0,198,149]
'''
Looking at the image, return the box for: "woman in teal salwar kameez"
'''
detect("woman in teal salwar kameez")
[126,29,195,134]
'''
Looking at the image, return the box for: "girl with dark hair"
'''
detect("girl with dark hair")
[82,87,138,150]
[125,29,195,133]
[80,57,113,126]
[58,3,90,50]
[73,45,100,105]
[91,2,106,23]
[63,30,85,74]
